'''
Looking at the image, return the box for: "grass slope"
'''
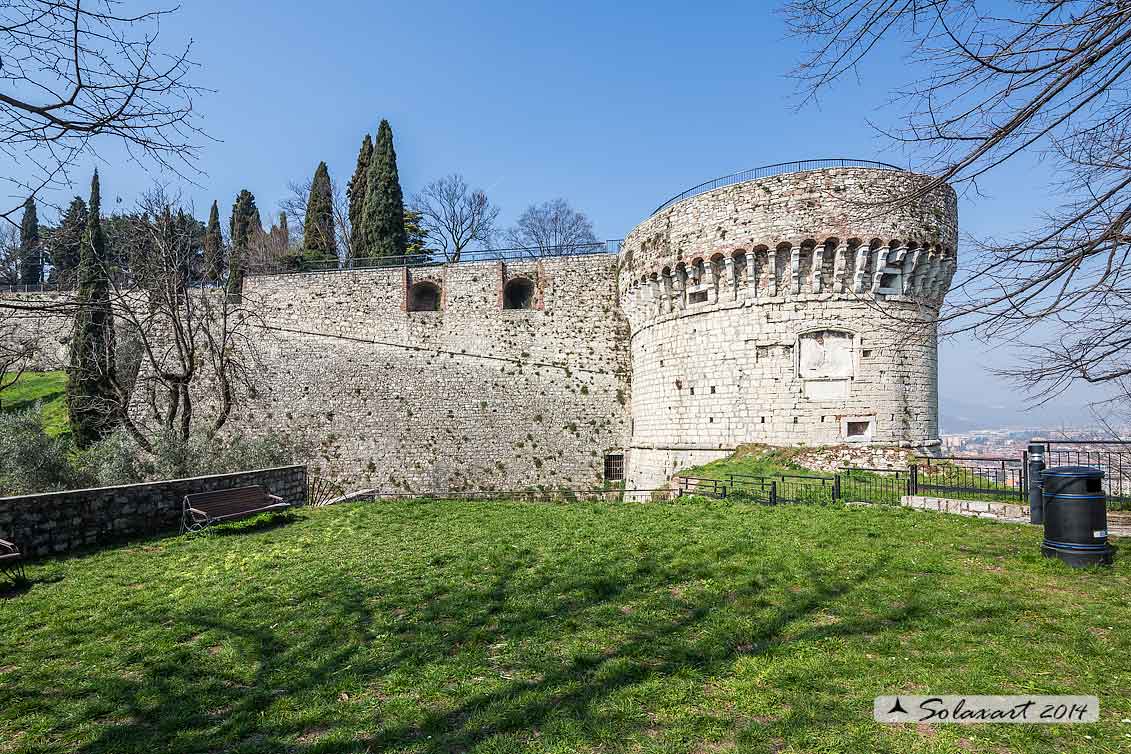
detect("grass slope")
[0,370,68,437]
[681,444,826,480]
[2,500,1128,753]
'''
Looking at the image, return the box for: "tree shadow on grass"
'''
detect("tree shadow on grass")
[0,573,62,600]
[209,512,299,536]
[0,390,65,415]
[7,535,926,754]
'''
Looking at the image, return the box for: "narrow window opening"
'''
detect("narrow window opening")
[503,278,534,309]
[847,420,871,438]
[689,290,708,304]
[603,453,624,482]
[408,282,441,312]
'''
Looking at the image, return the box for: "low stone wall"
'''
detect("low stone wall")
[0,465,307,558]
[901,495,1030,523]
[901,495,1131,536]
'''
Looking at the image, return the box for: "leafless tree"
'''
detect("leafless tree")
[786,0,1131,409]
[504,198,599,259]
[410,174,497,263]
[240,213,294,274]
[279,176,352,262]
[91,186,264,454]
[0,1,205,226]
[0,224,18,286]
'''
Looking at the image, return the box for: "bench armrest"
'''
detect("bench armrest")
[0,539,18,555]
[267,493,285,504]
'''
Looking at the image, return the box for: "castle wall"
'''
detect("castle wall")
[618,168,957,492]
[233,256,631,492]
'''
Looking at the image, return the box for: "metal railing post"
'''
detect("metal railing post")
[1028,443,1046,524]
[909,464,918,496]
[833,474,841,501]
[769,481,778,506]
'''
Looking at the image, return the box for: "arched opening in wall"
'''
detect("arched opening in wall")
[503,278,534,309]
[688,258,708,304]
[799,241,817,290]
[709,253,725,298]
[733,251,748,293]
[820,238,838,288]
[774,243,792,292]
[407,282,441,312]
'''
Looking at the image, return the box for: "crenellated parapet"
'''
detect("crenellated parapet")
[619,237,956,327]
[618,167,957,328]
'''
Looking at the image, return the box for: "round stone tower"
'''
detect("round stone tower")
[618,163,958,491]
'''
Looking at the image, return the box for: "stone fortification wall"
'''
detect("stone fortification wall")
[234,256,631,492]
[618,167,958,491]
[0,293,73,370]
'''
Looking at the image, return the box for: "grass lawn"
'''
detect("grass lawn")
[2,500,1129,753]
[0,370,69,437]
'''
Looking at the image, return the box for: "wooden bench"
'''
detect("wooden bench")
[0,539,25,582]
[181,486,291,533]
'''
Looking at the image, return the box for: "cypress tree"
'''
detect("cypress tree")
[203,200,224,282]
[303,161,336,260]
[362,119,407,259]
[18,198,40,285]
[228,189,258,291]
[66,170,118,448]
[52,197,87,285]
[346,134,372,259]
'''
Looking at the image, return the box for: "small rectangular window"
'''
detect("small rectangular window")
[847,421,871,438]
[689,290,708,304]
[603,453,624,482]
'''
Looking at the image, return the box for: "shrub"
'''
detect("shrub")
[0,407,92,495]
[81,430,300,486]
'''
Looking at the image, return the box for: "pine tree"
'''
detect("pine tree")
[362,119,407,259]
[52,197,87,285]
[18,198,40,285]
[66,170,118,448]
[346,134,372,259]
[303,161,336,260]
[404,209,429,259]
[228,189,258,291]
[203,200,224,283]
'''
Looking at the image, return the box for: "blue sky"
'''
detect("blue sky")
[16,0,1118,428]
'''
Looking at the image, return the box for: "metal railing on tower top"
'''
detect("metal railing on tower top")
[650,158,906,216]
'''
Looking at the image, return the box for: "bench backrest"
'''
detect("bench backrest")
[185,486,273,518]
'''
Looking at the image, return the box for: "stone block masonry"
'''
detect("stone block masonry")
[233,257,632,492]
[0,465,306,558]
[618,167,958,493]
[0,164,959,499]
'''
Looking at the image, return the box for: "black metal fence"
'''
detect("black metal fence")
[651,158,905,215]
[676,467,912,506]
[1036,440,1131,509]
[914,456,1027,502]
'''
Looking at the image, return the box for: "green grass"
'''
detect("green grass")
[0,370,69,437]
[682,446,1033,506]
[2,500,1128,753]
[681,444,827,480]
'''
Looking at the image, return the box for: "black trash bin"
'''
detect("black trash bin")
[1040,466,1115,567]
